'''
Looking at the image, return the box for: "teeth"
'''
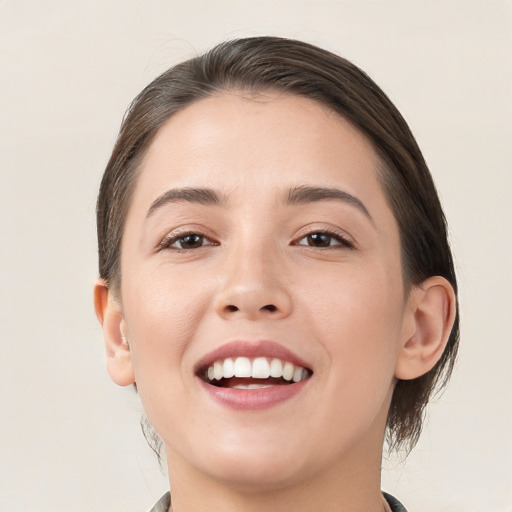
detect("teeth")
[282,362,294,381]
[233,383,274,390]
[252,357,270,378]
[223,358,235,378]
[214,361,223,380]
[233,357,252,378]
[269,358,283,377]
[204,356,310,384]
[292,366,304,383]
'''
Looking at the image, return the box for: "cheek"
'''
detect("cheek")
[301,262,404,382]
[120,268,217,437]
[121,266,212,384]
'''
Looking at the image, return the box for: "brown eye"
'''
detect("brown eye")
[164,233,215,250]
[306,233,333,247]
[296,231,352,249]
[178,234,204,248]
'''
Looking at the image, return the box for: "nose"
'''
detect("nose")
[214,245,293,321]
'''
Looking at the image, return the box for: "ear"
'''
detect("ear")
[395,276,456,380]
[94,278,135,386]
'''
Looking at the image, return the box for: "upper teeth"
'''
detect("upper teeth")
[205,357,309,383]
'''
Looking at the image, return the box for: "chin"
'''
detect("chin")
[202,452,310,491]
[171,431,314,491]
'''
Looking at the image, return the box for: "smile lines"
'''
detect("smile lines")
[204,357,311,385]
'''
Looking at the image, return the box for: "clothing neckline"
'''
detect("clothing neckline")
[148,491,407,512]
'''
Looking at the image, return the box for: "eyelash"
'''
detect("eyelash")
[293,228,355,250]
[158,228,354,252]
[159,230,218,252]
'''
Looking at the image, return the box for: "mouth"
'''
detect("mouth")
[199,356,312,389]
[194,340,313,409]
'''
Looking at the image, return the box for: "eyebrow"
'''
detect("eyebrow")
[146,187,225,219]
[146,185,373,223]
[286,185,373,222]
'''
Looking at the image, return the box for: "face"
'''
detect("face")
[116,92,412,489]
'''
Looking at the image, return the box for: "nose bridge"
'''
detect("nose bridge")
[214,227,292,320]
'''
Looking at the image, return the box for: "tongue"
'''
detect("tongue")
[221,377,289,388]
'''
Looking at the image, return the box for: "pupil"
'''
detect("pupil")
[308,233,330,247]
[182,234,202,248]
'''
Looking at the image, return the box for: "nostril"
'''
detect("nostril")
[262,304,277,312]
[227,305,239,312]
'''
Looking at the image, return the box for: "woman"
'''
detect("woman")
[94,37,458,512]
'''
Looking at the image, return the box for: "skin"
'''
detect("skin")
[95,92,456,512]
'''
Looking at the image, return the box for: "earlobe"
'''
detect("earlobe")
[94,279,136,387]
[395,276,456,380]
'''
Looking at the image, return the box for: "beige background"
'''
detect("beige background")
[1,1,511,511]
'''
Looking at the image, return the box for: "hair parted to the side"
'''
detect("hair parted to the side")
[97,36,459,456]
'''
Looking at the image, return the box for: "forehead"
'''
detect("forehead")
[121,91,402,281]
[132,92,386,207]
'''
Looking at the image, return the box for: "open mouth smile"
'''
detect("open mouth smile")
[195,341,313,409]
[201,356,311,389]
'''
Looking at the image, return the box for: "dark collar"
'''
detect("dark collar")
[149,491,408,512]
[383,491,408,512]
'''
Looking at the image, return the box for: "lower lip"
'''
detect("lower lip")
[198,378,309,410]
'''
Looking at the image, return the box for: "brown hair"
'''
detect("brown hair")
[97,36,459,454]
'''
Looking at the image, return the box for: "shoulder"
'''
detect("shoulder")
[383,491,408,512]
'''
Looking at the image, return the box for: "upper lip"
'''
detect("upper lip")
[194,340,312,375]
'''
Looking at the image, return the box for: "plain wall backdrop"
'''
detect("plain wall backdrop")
[1,1,511,511]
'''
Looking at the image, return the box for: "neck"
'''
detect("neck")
[166,425,387,512]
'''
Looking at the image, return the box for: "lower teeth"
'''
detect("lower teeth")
[232,384,274,390]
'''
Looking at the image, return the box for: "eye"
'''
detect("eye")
[296,231,353,249]
[160,232,217,251]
